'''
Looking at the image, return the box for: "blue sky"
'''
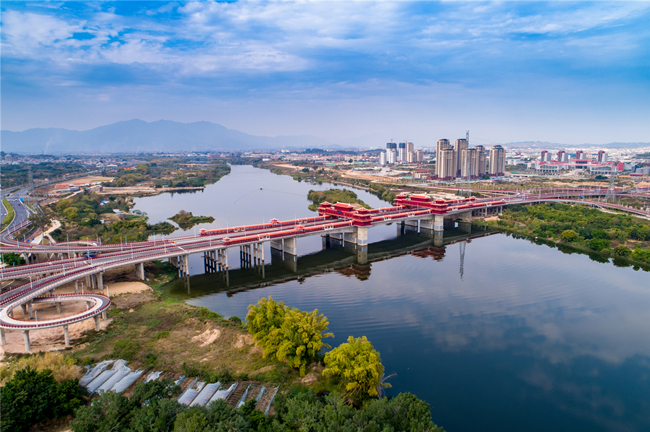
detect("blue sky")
[1,1,649,146]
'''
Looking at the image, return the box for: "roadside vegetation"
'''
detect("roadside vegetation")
[1,252,26,266]
[169,210,215,229]
[2,197,15,228]
[307,189,370,211]
[482,202,650,266]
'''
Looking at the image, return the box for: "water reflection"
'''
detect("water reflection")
[142,165,650,432]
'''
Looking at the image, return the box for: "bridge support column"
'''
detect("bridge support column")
[21,304,27,315]
[270,239,283,252]
[63,325,70,346]
[56,302,62,314]
[396,221,405,236]
[356,226,368,246]
[74,280,79,294]
[356,245,368,265]
[23,330,30,351]
[97,272,104,290]
[102,311,107,320]
[0,329,6,346]
[135,263,145,280]
[283,237,297,256]
[27,302,33,319]
[434,214,444,232]
[94,315,100,331]
[284,254,298,273]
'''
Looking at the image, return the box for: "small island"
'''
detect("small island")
[169,210,215,229]
[307,188,370,211]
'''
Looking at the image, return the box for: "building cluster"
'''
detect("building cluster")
[534,150,618,175]
[435,139,505,180]
[380,141,424,166]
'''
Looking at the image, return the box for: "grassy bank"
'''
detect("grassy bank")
[1,198,15,229]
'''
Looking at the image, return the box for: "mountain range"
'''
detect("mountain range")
[1,119,336,154]
[2,119,648,154]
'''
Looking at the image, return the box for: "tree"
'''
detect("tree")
[29,209,52,234]
[1,367,87,432]
[323,336,388,399]
[561,229,577,242]
[64,207,79,221]
[589,238,610,251]
[274,308,333,376]
[246,296,287,349]
[613,245,631,257]
[1,252,25,266]
[247,297,333,376]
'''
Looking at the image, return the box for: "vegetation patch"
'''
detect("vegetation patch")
[482,202,650,266]
[169,210,215,229]
[307,189,370,211]
[1,197,15,228]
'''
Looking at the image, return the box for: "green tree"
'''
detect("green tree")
[1,367,87,432]
[613,245,631,257]
[323,336,388,399]
[1,252,25,266]
[29,210,52,234]
[561,229,577,242]
[589,238,610,251]
[273,308,333,376]
[64,207,79,221]
[247,297,333,376]
[246,296,287,349]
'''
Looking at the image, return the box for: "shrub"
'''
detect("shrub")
[1,367,87,432]
[561,230,577,242]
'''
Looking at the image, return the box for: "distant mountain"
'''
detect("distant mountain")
[1,119,336,154]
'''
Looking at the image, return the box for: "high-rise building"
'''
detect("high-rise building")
[387,150,397,165]
[438,148,456,180]
[398,143,406,162]
[406,141,414,154]
[380,152,387,166]
[475,145,487,176]
[557,150,565,162]
[489,145,506,176]
[436,139,452,178]
[406,151,415,163]
[461,148,478,179]
[454,138,468,176]
[416,150,424,163]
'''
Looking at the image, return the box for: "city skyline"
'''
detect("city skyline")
[2,1,649,146]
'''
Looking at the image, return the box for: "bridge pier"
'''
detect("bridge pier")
[27,302,33,319]
[283,237,297,256]
[56,302,62,314]
[443,219,455,230]
[135,263,145,280]
[97,272,104,290]
[0,329,5,346]
[63,325,70,346]
[21,304,27,315]
[23,330,31,351]
[240,245,252,268]
[94,315,100,331]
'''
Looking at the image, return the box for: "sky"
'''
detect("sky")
[1,1,649,146]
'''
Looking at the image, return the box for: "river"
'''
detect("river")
[133,165,650,432]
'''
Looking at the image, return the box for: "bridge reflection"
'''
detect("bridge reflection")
[162,226,497,300]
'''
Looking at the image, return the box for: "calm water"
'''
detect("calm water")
[134,165,650,432]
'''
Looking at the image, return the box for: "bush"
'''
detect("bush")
[1,367,87,432]
[589,238,610,251]
[561,230,577,242]
[613,245,631,257]
[323,335,389,400]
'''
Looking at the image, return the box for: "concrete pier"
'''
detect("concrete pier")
[94,315,100,331]
[23,330,30,351]
[63,325,70,346]
[0,328,5,346]
[283,237,297,256]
